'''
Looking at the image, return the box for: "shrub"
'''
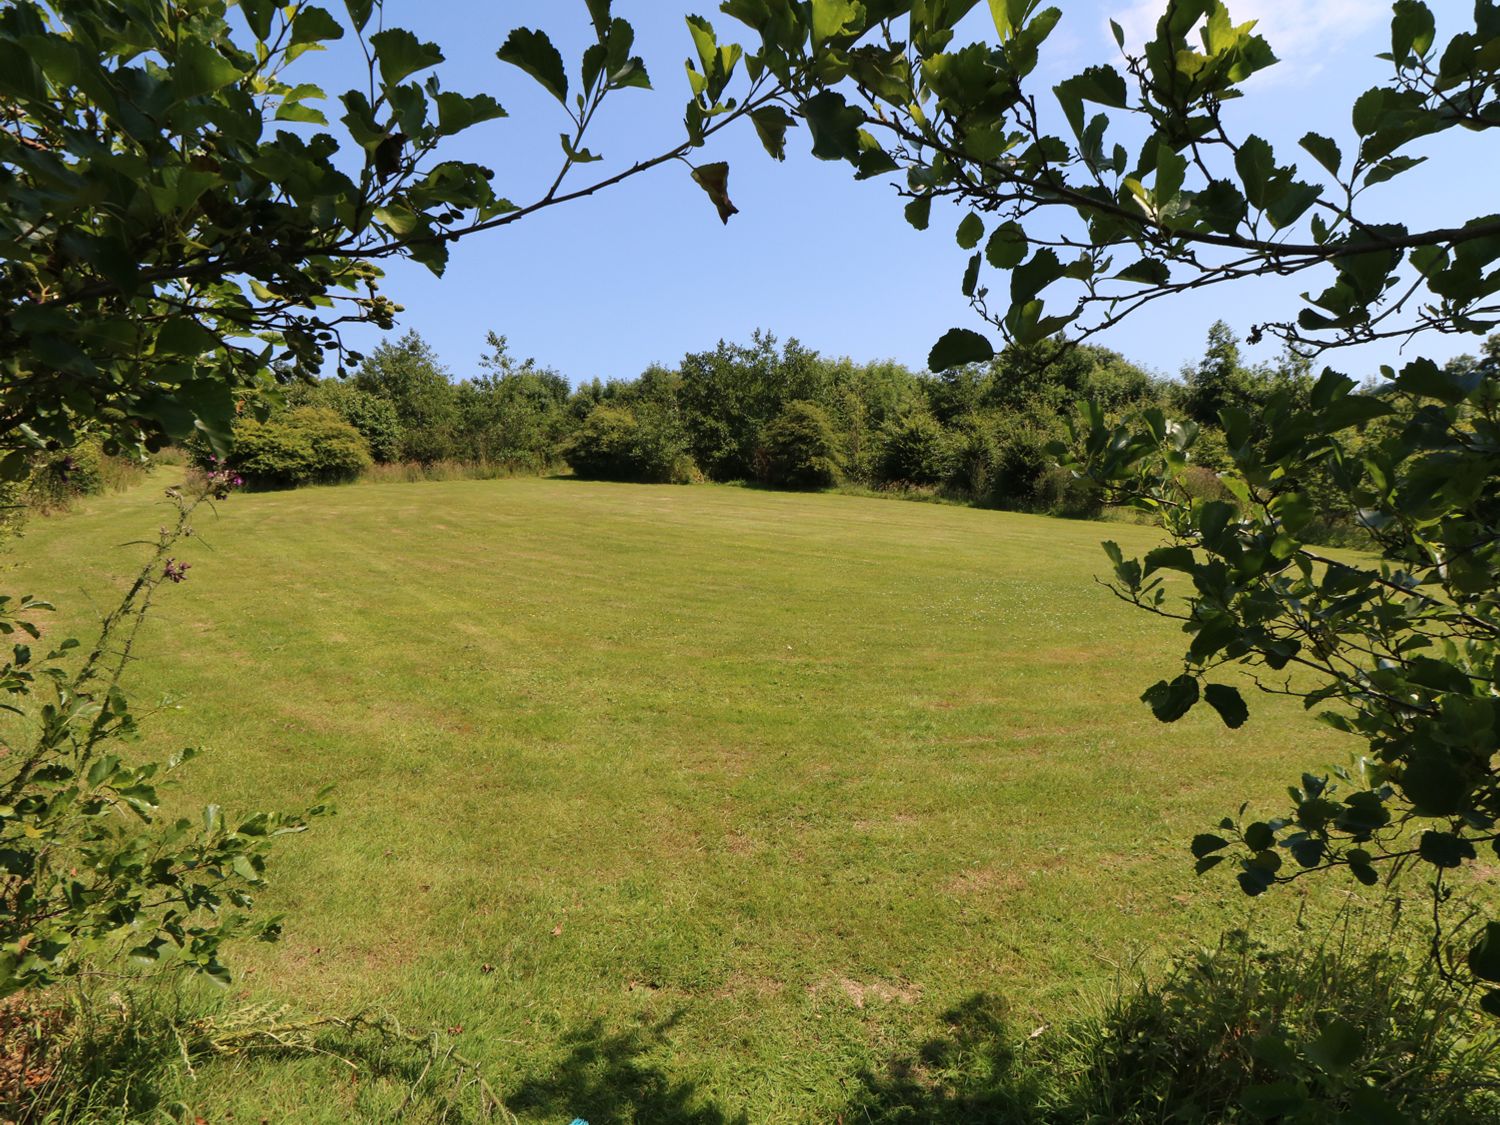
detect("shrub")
[24,439,106,511]
[844,915,1500,1124]
[985,412,1061,509]
[287,381,404,463]
[1033,467,1103,519]
[762,400,844,488]
[877,411,955,486]
[1052,924,1500,1123]
[227,407,372,488]
[947,419,1000,497]
[564,403,694,483]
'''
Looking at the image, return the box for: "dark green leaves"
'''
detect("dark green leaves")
[371,28,442,87]
[435,92,507,136]
[1142,675,1199,723]
[802,91,864,161]
[985,222,1027,269]
[497,27,567,104]
[289,6,344,53]
[1391,1,1436,63]
[956,213,984,250]
[751,105,795,161]
[927,328,994,371]
[174,41,245,100]
[1299,133,1341,176]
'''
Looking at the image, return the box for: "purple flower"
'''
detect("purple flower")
[163,559,191,584]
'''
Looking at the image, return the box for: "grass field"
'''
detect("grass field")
[8,475,1364,1122]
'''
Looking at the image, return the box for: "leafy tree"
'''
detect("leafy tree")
[677,333,828,480]
[713,0,1500,1001]
[878,410,955,486]
[459,332,572,469]
[351,330,459,463]
[0,0,792,473]
[763,399,845,487]
[216,406,372,488]
[286,380,404,463]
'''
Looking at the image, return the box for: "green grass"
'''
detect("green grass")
[9,474,1371,1122]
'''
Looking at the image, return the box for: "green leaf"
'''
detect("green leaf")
[750,105,795,161]
[1115,258,1169,285]
[811,0,864,43]
[1391,0,1436,63]
[175,41,245,100]
[1142,545,1194,576]
[1402,753,1467,816]
[289,6,344,51]
[585,0,613,39]
[242,0,278,41]
[497,28,567,105]
[1234,134,1275,207]
[345,0,375,32]
[1299,132,1341,176]
[1142,674,1198,722]
[928,328,994,372]
[985,222,1027,269]
[1305,1017,1363,1071]
[956,213,984,250]
[435,92,507,135]
[905,196,932,231]
[1204,683,1249,729]
[802,91,864,161]
[371,28,442,87]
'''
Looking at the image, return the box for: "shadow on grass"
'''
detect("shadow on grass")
[839,993,1043,1125]
[504,1012,748,1125]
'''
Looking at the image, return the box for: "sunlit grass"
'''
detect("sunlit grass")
[10,473,1370,1122]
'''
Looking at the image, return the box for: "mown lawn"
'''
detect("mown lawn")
[10,475,1360,1122]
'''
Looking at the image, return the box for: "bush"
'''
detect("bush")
[564,404,696,484]
[762,400,844,488]
[287,381,404,463]
[984,412,1061,509]
[844,916,1500,1124]
[1052,925,1500,1123]
[23,439,106,511]
[877,411,955,486]
[948,419,1000,496]
[225,407,372,488]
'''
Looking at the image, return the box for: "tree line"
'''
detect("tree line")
[201,319,1386,528]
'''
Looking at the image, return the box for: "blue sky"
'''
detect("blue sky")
[319,1,1488,384]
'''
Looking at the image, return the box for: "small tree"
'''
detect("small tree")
[877,410,956,486]
[762,400,845,488]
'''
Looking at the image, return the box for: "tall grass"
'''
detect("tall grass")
[356,459,564,485]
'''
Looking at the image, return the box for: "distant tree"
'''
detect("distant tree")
[459,332,571,469]
[353,331,460,463]
[878,411,956,486]
[677,333,828,480]
[762,400,845,488]
[286,380,403,463]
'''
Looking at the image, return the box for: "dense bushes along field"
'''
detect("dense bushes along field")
[183,322,1493,539]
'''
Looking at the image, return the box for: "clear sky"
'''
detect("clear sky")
[318,1,1489,384]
